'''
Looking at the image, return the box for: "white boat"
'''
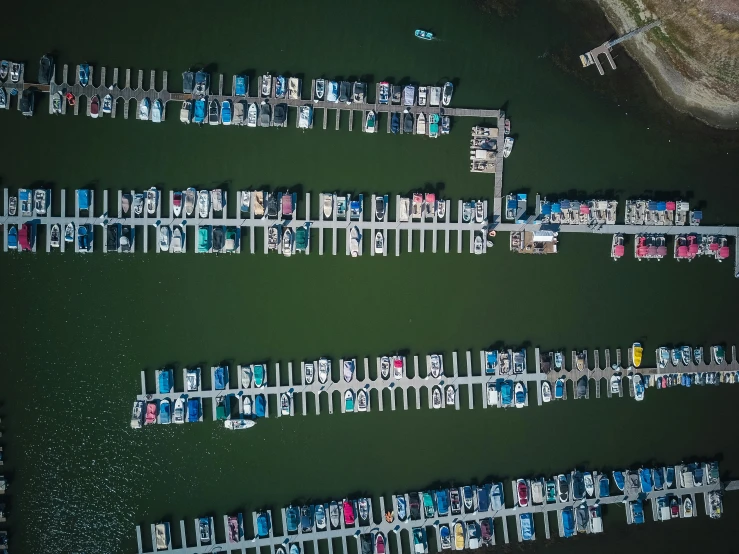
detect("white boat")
[173,398,185,424]
[318,358,330,384]
[139,98,150,120]
[131,400,145,428]
[403,85,415,106]
[399,198,410,222]
[357,390,368,412]
[374,231,384,254]
[50,224,60,248]
[241,365,252,388]
[416,112,426,134]
[282,227,293,257]
[486,383,497,406]
[198,190,210,218]
[171,226,183,253]
[442,82,453,106]
[247,103,258,127]
[327,81,339,103]
[393,356,404,379]
[240,191,251,214]
[298,105,312,129]
[9,62,20,83]
[211,189,223,212]
[446,385,456,405]
[280,393,291,416]
[185,188,196,217]
[380,356,391,379]
[8,196,16,216]
[323,194,333,219]
[64,223,75,242]
[159,226,170,251]
[261,73,272,97]
[304,362,315,385]
[429,354,443,378]
[634,374,645,401]
[314,78,325,102]
[503,137,514,158]
[531,480,544,504]
[180,101,191,123]
[474,235,483,255]
[147,188,158,215]
[172,192,183,217]
[152,99,162,123]
[34,189,47,215]
[418,86,427,106]
[268,226,279,250]
[514,382,526,408]
[243,396,252,416]
[225,419,256,430]
[432,386,442,409]
[475,201,484,223]
[583,473,595,497]
[541,381,551,403]
[343,359,355,382]
[102,94,113,114]
[350,226,360,257]
[437,200,446,219]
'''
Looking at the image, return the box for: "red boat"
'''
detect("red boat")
[66,92,76,106]
[343,500,355,525]
[517,479,529,507]
[90,95,100,118]
[145,402,157,424]
[18,223,32,251]
[375,533,385,554]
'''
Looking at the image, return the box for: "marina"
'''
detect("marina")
[133,461,730,554]
[131,343,739,427]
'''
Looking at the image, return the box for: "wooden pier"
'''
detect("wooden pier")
[133,465,732,554]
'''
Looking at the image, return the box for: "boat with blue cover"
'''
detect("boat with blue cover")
[255,395,266,417]
[397,496,407,521]
[187,398,201,422]
[415,29,434,40]
[254,364,266,387]
[159,398,171,424]
[598,475,610,497]
[235,75,247,96]
[193,98,206,124]
[500,381,513,407]
[222,100,232,125]
[613,470,625,491]
[653,467,665,490]
[519,513,534,541]
[439,525,451,549]
[79,63,90,86]
[257,512,270,537]
[485,351,498,374]
[666,466,675,488]
[78,224,91,251]
[158,369,172,393]
[391,112,400,134]
[562,507,575,538]
[630,500,645,524]
[214,366,227,390]
[477,485,490,512]
[555,378,564,399]
[435,489,449,515]
[640,468,653,492]
[275,76,286,98]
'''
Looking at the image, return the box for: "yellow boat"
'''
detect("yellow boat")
[632,342,643,368]
[454,522,465,550]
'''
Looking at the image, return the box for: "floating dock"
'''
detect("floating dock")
[133,462,731,554]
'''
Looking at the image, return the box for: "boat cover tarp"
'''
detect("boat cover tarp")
[666,201,676,210]
[640,468,653,492]
[520,514,534,540]
[517,194,527,201]
[436,490,449,515]
[215,367,227,390]
[182,72,194,93]
[657,201,667,211]
[540,203,551,215]
[552,203,561,213]
[478,485,490,512]
[560,200,570,209]
[506,199,517,209]
[78,190,90,210]
[562,507,575,537]
[648,201,658,210]
[692,210,702,219]
[613,471,625,490]
[632,501,644,523]
[255,395,266,417]
[653,468,664,489]
[187,399,200,421]
[257,514,270,537]
[235,76,247,96]
[159,370,171,393]
[599,476,610,497]
[500,381,513,405]
[194,99,206,122]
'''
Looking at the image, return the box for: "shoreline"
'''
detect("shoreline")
[593,0,739,130]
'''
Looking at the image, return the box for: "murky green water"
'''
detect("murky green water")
[2,0,739,552]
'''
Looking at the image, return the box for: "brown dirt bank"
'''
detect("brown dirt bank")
[594,0,739,129]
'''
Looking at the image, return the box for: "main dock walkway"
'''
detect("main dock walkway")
[133,464,732,554]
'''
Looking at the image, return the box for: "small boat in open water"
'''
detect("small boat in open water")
[415,29,434,40]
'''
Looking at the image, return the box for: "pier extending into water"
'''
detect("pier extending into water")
[133,463,732,554]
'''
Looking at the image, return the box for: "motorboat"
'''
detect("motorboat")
[268,226,279,250]
[397,496,407,521]
[90,95,100,118]
[261,73,272,97]
[531,480,544,504]
[286,506,299,532]
[8,196,16,216]
[282,227,293,257]
[225,419,256,430]
[379,356,390,379]
[64,223,75,242]
[416,112,426,134]
[502,137,514,158]
[314,78,325,102]
[463,486,476,512]
[315,504,326,530]
[298,105,312,129]
[554,351,564,370]
[657,347,669,369]
[634,374,645,401]
[632,342,643,368]
[208,99,219,125]
[78,63,89,85]
[391,112,400,134]
[172,397,185,423]
[557,474,569,502]
[350,226,360,257]
[441,115,450,134]
[583,472,595,497]
[514,382,526,408]
[259,101,271,127]
[304,362,315,385]
[562,507,575,538]
[139,97,150,120]
[475,200,485,223]
[671,348,680,366]
[322,194,333,219]
[180,100,191,123]
[357,389,368,412]
[572,472,586,500]
[199,518,211,543]
[639,467,653,493]
[184,188,196,217]
[0,60,8,81]
[429,354,442,378]
[198,190,210,218]
[630,500,645,524]
[598,475,610,497]
[221,99,232,125]
[505,119,511,135]
[130,400,145,428]
[0,88,6,109]
[193,98,206,124]
[413,527,427,554]
[474,235,483,254]
[670,497,680,518]
[403,85,415,106]
[613,470,625,492]
[693,346,703,365]
[403,109,414,134]
[159,226,170,251]
[446,385,455,405]
[683,496,693,517]
[680,345,691,366]
[437,199,446,219]
[541,381,551,402]
[327,81,339,102]
[364,110,376,133]
[546,480,557,503]
[653,467,665,490]
[339,81,351,104]
[345,390,355,412]
[453,522,465,550]
[50,224,60,248]
[576,502,589,533]
[393,356,404,379]
[516,479,529,507]
[329,501,341,528]
[374,231,384,254]
[449,488,461,515]
[145,402,157,425]
[343,500,355,525]
[712,345,725,364]
[242,396,252,416]
[343,359,355,382]
[257,512,270,537]
[241,365,252,388]
[486,383,496,406]
[432,386,442,409]
[442,81,453,106]
[147,187,158,215]
[300,505,314,532]
[152,99,162,123]
[245,102,258,127]
[462,202,473,223]
[155,523,170,550]
[77,224,91,252]
[34,189,47,215]
[253,364,267,387]
[318,358,330,384]
[357,498,369,523]
[418,86,427,106]
[708,492,723,519]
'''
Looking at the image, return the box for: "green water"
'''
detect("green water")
[2,0,739,552]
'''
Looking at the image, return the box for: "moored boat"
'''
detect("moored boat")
[139,97,150,120]
[364,110,376,133]
[442,82,453,106]
[446,385,455,405]
[517,479,529,507]
[318,358,330,384]
[180,100,191,123]
[712,345,725,364]
[344,390,355,412]
[221,99,232,125]
[514,382,526,408]
[343,359,355,382]
[314,78,325,102]
[208,99,219,125]
[357,389,368,412]
[350,226,360,257]
[502,137,514,158]
[541,381,551,403]
[151,99,162,123]
[374,231,384,254]
[159,225,170,251]
[432,386,442,409]
[632,342,643,368]
[90,95,100,118]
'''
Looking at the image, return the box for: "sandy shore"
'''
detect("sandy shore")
[594,0,739,129]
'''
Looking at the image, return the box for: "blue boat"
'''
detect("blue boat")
[235,75,247,97]
[79,63,90,86]
[519,513,534,541]
[257,512,270,537]
[415,29,434,40]
[215,366,227,390]
[477,485,491,512]
[159,370,172,393]
[598,475,610,498]
[562,507,575,538]
[435,490,449,516]
[391,112,400,134]
[193,98,206,124]
[7,227,17,249]
[300,505,313,531]
[255,394,266,417]
[439,525,450,547]
[159,398,171,424]
[187,398,200,422]
[275,76,286,98]
[653,467,665,490]
[287,506,299,532]
[78,189,90,212]
[221,100,232,125]
[77,225,90,251]
[630,500,645,524]
[500,380,513,407]
[491,483,504,510]
[694,465,704,485]
[554,378,564,399]
[254,364,267,387]
[639,468,653,493]
[666,466,675,488]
